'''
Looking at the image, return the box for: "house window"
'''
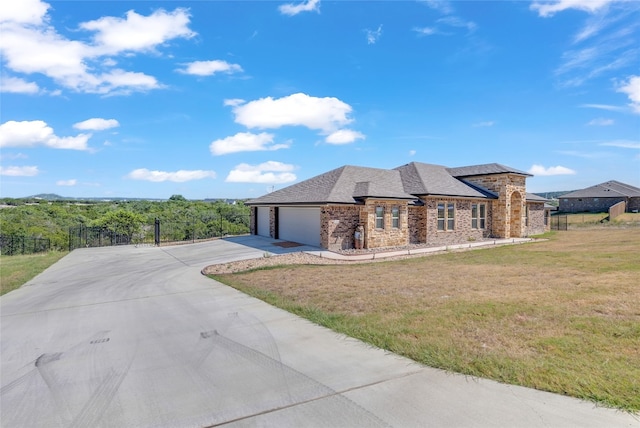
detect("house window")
[375,206,384,229]
[438,202,455,231]
[524,206,529,226]
[391,207,400,228]
[544,209,550,226]
[472,203,486,229]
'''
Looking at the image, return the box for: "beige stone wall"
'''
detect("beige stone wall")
[422,198,493,246]
[321,205,361,251]
[361,200,409,249]
[462,174,527,238]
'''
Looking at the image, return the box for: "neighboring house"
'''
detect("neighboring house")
[246,162,551,251]
[558,180,640,214]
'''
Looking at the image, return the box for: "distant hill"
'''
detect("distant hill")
[533,191,575,200]
[30,193,66,200]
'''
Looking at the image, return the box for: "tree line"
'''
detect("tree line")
[0,196,251,252]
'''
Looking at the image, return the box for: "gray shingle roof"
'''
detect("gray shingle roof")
[246,165,415,205]
[395,162,494,198]
[447,163,532,177]
[560,180,640,199]
[526,192,548,202]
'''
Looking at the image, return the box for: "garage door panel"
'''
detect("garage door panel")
[279,207,321,247]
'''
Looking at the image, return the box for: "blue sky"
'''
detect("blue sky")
[1,0,638,200]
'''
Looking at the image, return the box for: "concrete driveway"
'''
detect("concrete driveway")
[1,236,638,427]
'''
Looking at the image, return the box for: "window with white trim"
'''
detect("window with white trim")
[375,206,384,229]
[472,203,486,229]
[391,206,400,228]
[437,202,455,231]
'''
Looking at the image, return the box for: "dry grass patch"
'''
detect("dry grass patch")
[210,229,640,412]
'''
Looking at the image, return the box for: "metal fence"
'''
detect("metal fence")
[68,225,153,251]
[550,215,568,231]
[69,214,251,251]
[0,235,51,256]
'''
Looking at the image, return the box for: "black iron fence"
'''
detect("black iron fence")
[550,215,568,231]
[0,235,51,256]
[69,214,250,251]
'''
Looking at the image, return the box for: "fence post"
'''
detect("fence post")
[154,218,160,246]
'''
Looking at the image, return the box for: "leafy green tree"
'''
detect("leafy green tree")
[92,210,145,240]
[169,194,187,202]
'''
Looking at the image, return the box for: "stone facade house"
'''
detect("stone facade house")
[559,180,640,214]
[246,162,551,251]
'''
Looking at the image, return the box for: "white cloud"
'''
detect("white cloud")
[73,118,119,131]
[600,140,640,149]
[586,117,614,126]
[0,120,90,150]
[528,164,577,176]
[79,8,195,55]
[0,76,39,94]
[225,161,297,184]
[56,179,77,186]
[209,132,289,155]
[530,0,615,18]
[540,2,639,88]
[229,93,354,133]
[413,27,440,36]
[419,0,453,14]
[365,25,383,45]
[616,75,640,114]
[409,150,416,156]
[223,98,245,107]
[0,165,39,176]
[0,0,49,25]
[437,16,477,32]
[557,150,611,159]
[176,60,243,76]
[325,129,365,145]
[126,168,216,182]
[580,103,626,112]
[0,3,195,95]
[473,121,495,127]
[97,69,161,95]
[278,0,320,16]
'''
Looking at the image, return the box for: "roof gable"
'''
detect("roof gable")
[246,165,414,205]
[395,162,495,198]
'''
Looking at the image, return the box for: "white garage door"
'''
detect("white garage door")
[257,207,270,238]
[279,207,321,247]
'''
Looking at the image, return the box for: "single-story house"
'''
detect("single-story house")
[246,162,551,251]
[558,180,640,213]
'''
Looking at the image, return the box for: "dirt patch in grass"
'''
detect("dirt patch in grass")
[210,229,640,412]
